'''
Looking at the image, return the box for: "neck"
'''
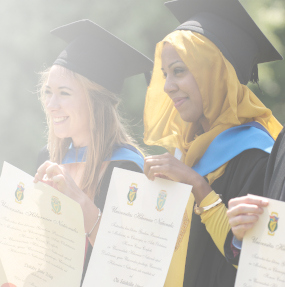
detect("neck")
[199,116,210,133]
[72,137,90,148]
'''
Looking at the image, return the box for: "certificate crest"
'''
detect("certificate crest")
[15,182,25,204]
[127,183,138,205]
[156,190,167,212]
[268,212,279,236]
[51,196,61,214]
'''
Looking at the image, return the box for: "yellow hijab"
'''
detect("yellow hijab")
[144,30,281,166]
[144,30,282,286]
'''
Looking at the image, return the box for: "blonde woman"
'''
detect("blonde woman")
[34,19,152,282]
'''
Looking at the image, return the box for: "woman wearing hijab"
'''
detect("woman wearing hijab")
[33,19,152,283]
[143,0,282,286]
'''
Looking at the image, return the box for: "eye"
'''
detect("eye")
[60,91,71,96]
[174,67,185,75]
[44,89,52,96]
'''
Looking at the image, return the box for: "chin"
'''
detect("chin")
[53,131,69,139]
[180,113,193,123]
[182,115,202,123]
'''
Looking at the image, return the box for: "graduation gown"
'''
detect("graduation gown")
[264,126,285,200]
[223,127,285,269]
[184,148,269,287]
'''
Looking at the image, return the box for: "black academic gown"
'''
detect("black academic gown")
[224,127,285,268]
[263,126,285,200]
[184,148,269,287]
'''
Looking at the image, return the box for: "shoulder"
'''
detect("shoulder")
[105,160,143,174]
[229,148,269,167]
[212,148,269,203]
[221,148,269,181]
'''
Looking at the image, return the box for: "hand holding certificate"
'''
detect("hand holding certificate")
[0,163,192,287]
[235,197,285,286]
[0,162,86,287]
[83,168,192,287]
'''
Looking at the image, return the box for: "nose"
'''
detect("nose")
[45,93,60,112]
[164,76,178,96]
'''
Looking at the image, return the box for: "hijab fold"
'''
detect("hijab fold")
[144,30,281,170]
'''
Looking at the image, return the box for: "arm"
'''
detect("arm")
[34,161,101,246]
[201,150,268,259]
[144,152,212,205]
[144,149,269,260]
[34,160,142,247]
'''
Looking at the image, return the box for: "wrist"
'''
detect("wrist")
[191,174,212,205]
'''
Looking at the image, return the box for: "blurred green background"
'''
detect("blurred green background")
[0,0,284,175]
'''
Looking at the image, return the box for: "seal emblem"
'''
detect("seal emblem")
[156,190,167,212]
[268,212,279,236]
[127,183,138,205]
[15,182,25,204]
[51,196,61,214]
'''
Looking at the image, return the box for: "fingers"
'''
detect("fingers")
[34,161,54,183]
[231,222,256,241]
[52,174,66,190]
[45,163,64,180]
[227,209,260,241]
[228,194,269,209]
[144,153,172,181]
[228,213,259,228]
[227,203,264,219]
[227,194,269,241]
[154,173,171,180]
[34,161,65,190]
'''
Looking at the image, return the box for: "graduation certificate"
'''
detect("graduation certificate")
[0,162,85,287]
[235,196,285,286]
[82,168,192,287]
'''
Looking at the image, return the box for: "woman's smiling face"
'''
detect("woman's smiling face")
[44,65,91,147]
[161,43,203,123]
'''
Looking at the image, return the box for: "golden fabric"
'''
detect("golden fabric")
[144,30,281,161]
[143,30,282,286]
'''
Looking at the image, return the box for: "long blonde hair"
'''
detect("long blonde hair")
[40,65,139,198]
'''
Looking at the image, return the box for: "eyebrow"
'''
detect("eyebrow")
[45,85,73,91]
[161,60,183,70]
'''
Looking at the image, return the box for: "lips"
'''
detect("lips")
[53,116,68,124]
[173,97,188,108]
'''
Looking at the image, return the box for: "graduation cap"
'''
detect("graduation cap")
[165,0,283,84]
[51,19,153,93]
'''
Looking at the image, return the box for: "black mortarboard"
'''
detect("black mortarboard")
[51,19,153,93]
[165,0,283,84]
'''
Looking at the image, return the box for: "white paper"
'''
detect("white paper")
[83,167,192,287]
[0,162,85,287]
[235,196,285,287]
